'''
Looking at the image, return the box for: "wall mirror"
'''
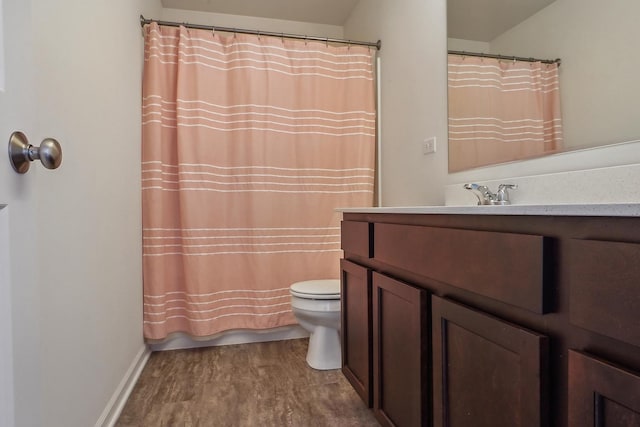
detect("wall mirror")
[447,0,640,172]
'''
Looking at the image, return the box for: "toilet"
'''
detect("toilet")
[290,279,341,370]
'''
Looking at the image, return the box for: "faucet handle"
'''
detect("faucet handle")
[496,184,518,204]
[464,183,517,205]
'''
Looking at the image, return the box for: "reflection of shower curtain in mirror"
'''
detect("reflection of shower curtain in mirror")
[448,55,562,172]
[141,23,376,339]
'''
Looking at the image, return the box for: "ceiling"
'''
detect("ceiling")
[447,0,556,42]
[161,0,361,26]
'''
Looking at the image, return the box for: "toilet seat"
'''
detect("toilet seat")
[290,279,340,300]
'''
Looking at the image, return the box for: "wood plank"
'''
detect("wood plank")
[116,339,379,426]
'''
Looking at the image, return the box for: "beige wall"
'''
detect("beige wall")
[33,0,162,424]
[344,0,449,206]
[1,0,161,426]
[447,38,489,52]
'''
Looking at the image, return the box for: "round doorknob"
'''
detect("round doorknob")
[8,131,63,174]
[36,138,62,169]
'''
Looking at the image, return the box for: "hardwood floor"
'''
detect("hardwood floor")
[116,338,379,426]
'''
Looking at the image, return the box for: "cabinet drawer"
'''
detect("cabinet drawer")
[341,221,373,258]
[568,350,640,426]
[568,239,640,348]
[374,223,549,313]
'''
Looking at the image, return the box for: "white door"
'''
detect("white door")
[0,1,39,426]
[0,205,12,427]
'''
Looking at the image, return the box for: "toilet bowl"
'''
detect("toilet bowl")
[290,279,341,370]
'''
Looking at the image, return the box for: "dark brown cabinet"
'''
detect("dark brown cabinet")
[568,238,640,348]
[568,350,640,427]
[340,212,640,427]
[374,223,549,313]
[372,272,428,427]
[340,259,372,406]
[432,296,548,427]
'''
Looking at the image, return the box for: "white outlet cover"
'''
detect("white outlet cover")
[423,137,436,154]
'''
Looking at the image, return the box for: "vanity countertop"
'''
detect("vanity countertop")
[338,203,640,217]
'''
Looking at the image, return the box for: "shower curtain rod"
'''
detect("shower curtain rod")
[448,49,561,66]
[140,15,381,50]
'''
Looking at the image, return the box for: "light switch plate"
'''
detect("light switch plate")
[423,137,436,155]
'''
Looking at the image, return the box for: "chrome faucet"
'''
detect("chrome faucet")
[463,183,518,205]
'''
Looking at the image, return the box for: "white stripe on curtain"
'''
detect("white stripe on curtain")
[448,54,563,172]
[141,23,376,339]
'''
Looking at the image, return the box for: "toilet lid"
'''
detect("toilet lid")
[290,279,340,299]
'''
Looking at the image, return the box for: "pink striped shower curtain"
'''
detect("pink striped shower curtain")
[141,23,376,339]
[448,54,563,171]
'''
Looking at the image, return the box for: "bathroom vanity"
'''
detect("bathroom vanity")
[339,205,640,427]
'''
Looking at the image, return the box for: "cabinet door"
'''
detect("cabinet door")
[341,259,372,406]
[568,350,640,427]
[372,272,428,427]
[432,296,548,427]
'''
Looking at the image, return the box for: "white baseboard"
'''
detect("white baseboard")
[148,325,309,352]
[95,345,151,427]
